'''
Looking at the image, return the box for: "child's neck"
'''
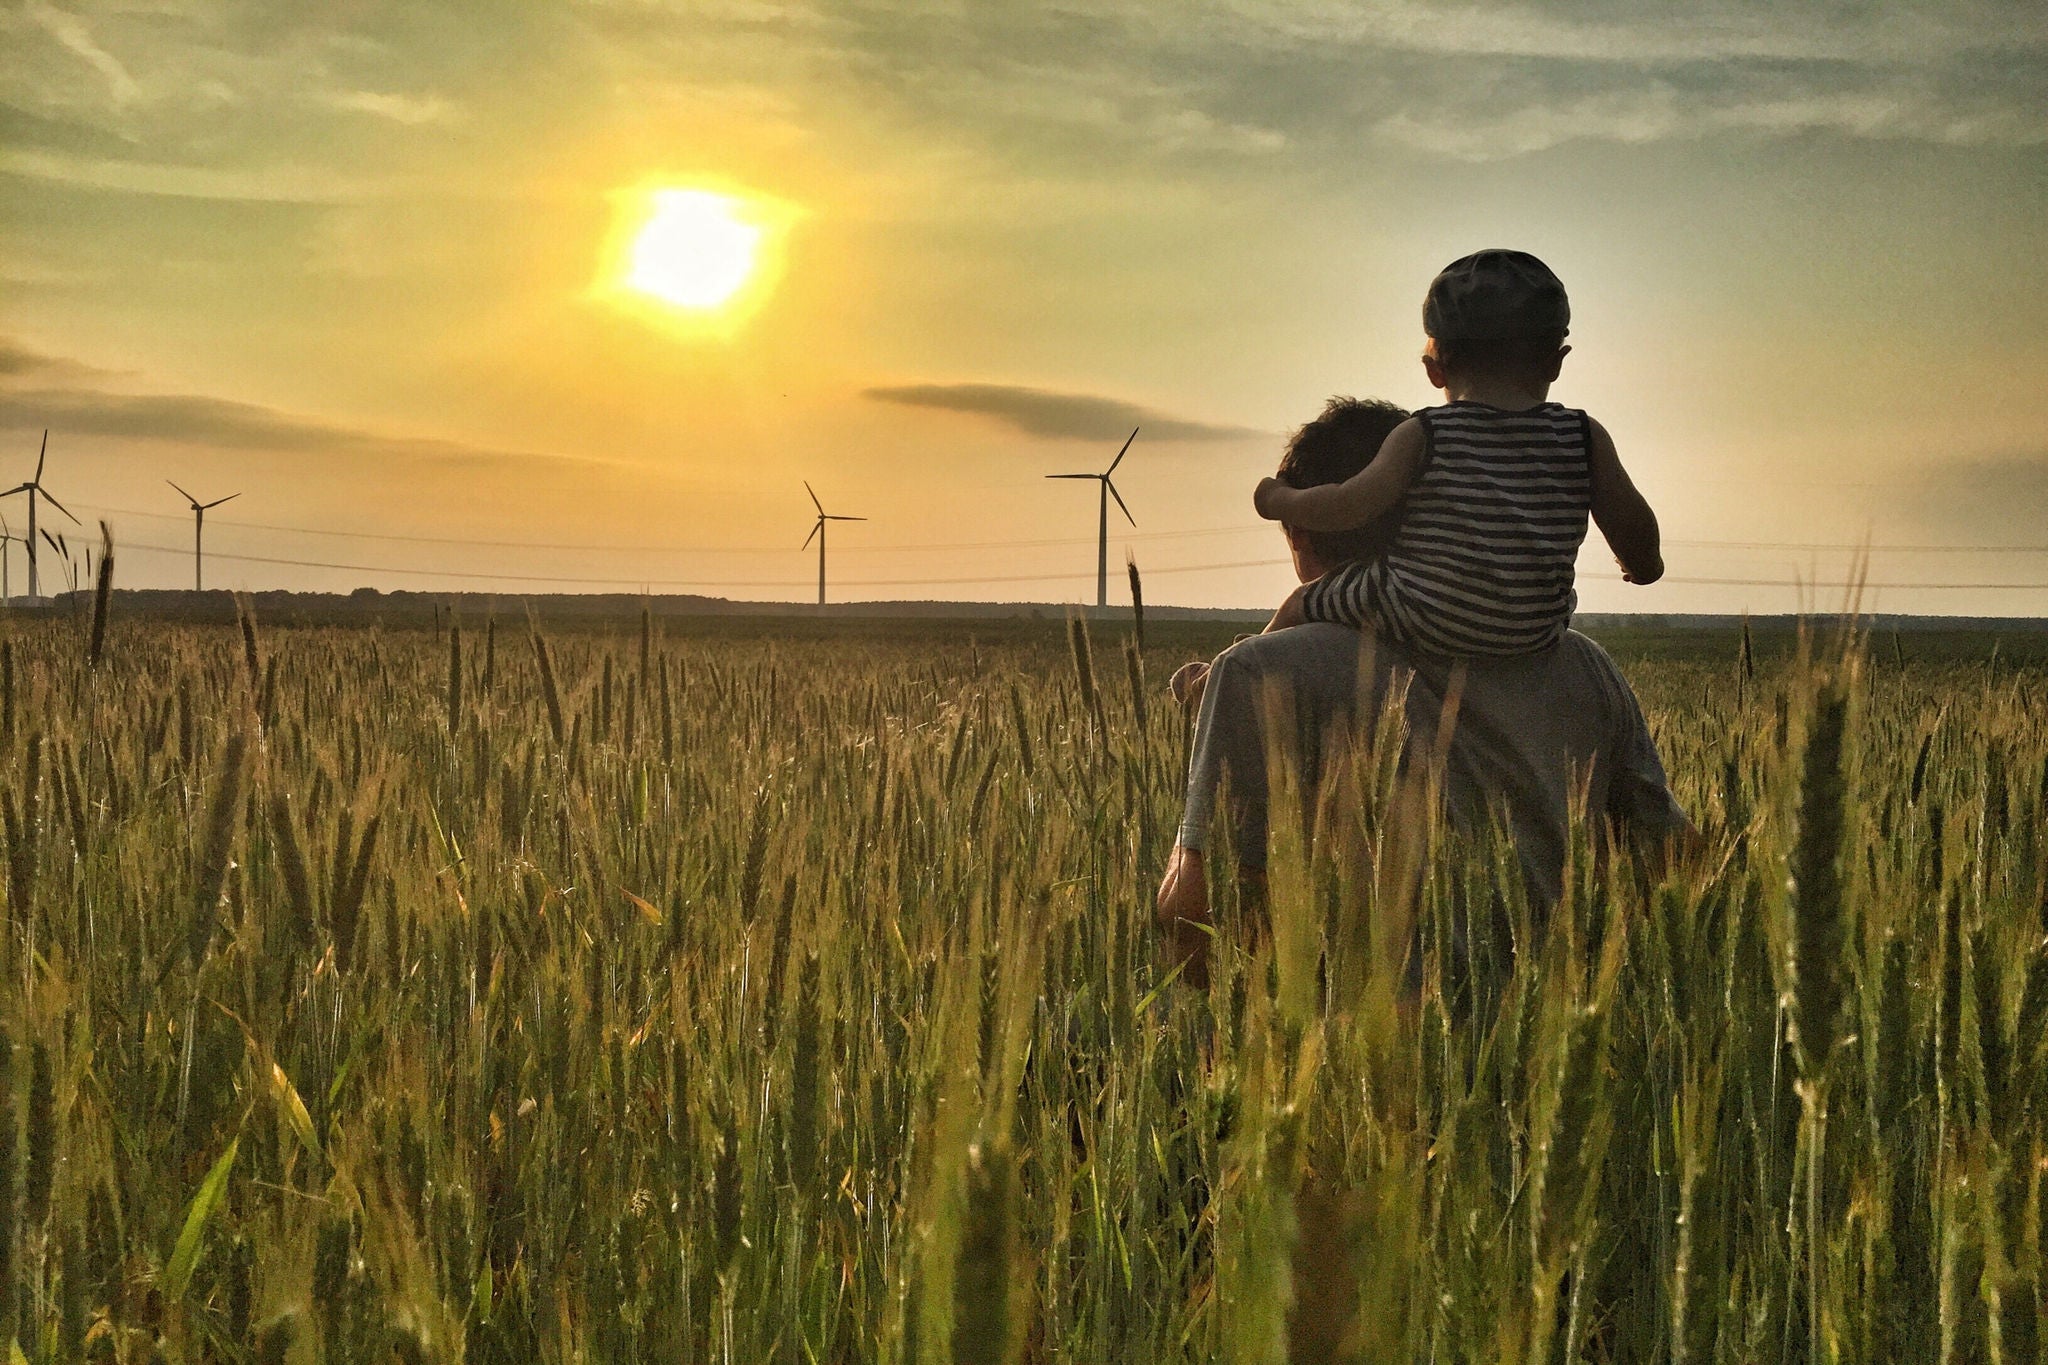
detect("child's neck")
[1441,376,1551,410]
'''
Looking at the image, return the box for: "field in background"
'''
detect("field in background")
[0,611,2041,1362]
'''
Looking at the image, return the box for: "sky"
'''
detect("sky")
[3,0,2046,613]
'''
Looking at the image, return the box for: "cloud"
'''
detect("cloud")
[24,0,139,109]
[915,3,2044,167]
[1200,0,2048,67]
[0,146,378,202]
[1369,72,2048,161]
[863,382,1262,442]
[321,90,459,126]
[596,0,2048,173]
[0,337,599,472]
[0,337,125,385]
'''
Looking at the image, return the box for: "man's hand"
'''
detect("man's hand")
[1253,476,1291,522]
[1154,845,1212,989]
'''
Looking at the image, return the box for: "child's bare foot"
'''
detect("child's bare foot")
[1169,660,1209,709]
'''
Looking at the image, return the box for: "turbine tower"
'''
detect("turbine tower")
[168,480,239,591]
[0,431,80,601]
[802,482,865,607]
[0,514,19,602]
[1046,427,1138,609]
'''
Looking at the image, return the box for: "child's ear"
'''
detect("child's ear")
[1546,344,1571,381]
[1422,348,1450,391]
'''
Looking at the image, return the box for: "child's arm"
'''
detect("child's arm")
[1255,419,1427,532]
[1264,583,1310,633]
[1586,418,1663,585]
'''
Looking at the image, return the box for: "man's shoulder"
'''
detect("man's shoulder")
[1217,623,1370,671]
[1428,629,1634,729]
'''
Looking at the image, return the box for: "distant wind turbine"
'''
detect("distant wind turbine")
[0,431,80,601]
[803,481,866,607]
[0,514,19,602]
[1046,426,1138,609]
[168,480,240,592]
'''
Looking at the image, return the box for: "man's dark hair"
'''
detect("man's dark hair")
[1428,332,1568,388]
[1275,396,1410,565]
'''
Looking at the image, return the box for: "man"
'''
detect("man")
[1156,397,1692,983]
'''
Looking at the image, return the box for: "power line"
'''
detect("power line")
[1670,539,2048,554]
[68,500,1256,554]
[102,538,2048,593]
[107,538,1266,588]
[64,500,2048,559]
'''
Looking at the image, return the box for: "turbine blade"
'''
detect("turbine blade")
[1105,426,1138,476]
[203,493,240,509]
[827,515,865,521]
[1107,479,1136,528]
[35,430,47,482]
[0,484,30,498]
[167,479,197,505]
[804,481,823,515]
[39,489,81,524]
[802,520,821,549]
[1046,473,1096,480]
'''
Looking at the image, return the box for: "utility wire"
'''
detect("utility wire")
[68,501,1252,554]
[62,500,2048,559]
[103,538,2048,592]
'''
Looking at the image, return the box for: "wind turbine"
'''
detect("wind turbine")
[1046,426,1138,609]
[802,482,865,607]
[168,480,239,591]
[0,514,19,602]
[0,431,80,601]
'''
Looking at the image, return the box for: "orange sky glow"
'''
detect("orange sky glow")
[2,1,2045,613]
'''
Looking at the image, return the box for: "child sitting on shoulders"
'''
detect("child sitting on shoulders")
[1254,249,1663,656]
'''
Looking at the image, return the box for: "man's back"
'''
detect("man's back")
[1176,623,1686,905]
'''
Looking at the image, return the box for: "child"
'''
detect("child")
[1253,250,1663,656]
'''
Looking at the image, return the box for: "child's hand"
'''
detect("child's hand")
[1253,477,1289,522]
[1264,583,1310,633]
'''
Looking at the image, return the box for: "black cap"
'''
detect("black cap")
[1423,249,1570,340]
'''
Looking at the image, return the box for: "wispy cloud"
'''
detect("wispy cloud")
[582,0,2048,170]
[864,382,1262,442]
[320,90,459,126]
[0,337,125,385]
[0,337,598,471]
[1197,0,2048,67]
[0,147,379,202]
[23,0,139,108]
[1370,72,2048,161]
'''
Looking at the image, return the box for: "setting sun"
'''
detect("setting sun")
[625,189,762,310]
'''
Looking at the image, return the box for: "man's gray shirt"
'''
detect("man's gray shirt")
[1177,623,1687,904]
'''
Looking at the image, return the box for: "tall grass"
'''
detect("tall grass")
[0,614,2038,1362]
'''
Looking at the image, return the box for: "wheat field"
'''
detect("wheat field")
[0,605,2041,1363]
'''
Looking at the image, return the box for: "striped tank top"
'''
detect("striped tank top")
[1301,401,1592,657]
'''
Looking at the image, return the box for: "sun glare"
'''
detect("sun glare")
[625,189,762,310]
